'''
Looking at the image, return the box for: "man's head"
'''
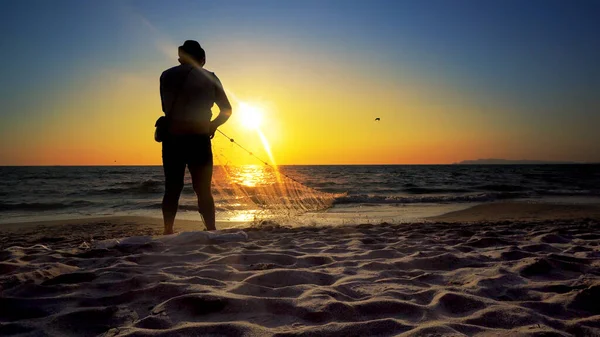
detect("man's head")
[178,40,206,67]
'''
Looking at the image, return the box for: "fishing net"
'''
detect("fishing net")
[207,130,341,224]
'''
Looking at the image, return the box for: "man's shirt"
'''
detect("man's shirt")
[160,64,224,135]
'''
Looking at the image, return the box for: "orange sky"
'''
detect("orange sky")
[0,58,594,166]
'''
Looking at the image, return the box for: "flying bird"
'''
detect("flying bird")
[374,118,380,121]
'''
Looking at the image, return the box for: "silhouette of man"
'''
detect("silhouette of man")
[160,40,232,234]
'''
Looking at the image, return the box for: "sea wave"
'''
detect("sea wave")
[475,184,527,192]
[92,180,163,195]
[333,192,527,205]
[0,200,96,212]
[142,203,252,212]
[543,189,598,196]
[403,187,473,194]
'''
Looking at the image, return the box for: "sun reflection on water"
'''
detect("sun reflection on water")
[228,165,277,187]
[209,164,337,224]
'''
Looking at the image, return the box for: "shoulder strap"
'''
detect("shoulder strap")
[167,67,194,116]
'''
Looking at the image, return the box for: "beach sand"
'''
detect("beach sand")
[430,202,600,223]
[1,202,599,336]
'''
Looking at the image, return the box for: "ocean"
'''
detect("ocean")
[1,165,599,225]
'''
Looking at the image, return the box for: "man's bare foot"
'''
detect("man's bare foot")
[163,226,174,235]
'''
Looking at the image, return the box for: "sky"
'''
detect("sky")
[0,0,598,165]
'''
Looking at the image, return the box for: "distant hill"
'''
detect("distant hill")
[454,159,579,165]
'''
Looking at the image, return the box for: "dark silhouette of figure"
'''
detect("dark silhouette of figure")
[375,118,380,121]
[159,40,232,234]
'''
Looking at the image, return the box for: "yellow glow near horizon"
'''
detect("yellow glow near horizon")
[257,129,282,183]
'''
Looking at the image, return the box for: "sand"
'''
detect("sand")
[430,202,600,223]
[1,202,599,336]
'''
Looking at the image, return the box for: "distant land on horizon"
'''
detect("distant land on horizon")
[455,159,582,165]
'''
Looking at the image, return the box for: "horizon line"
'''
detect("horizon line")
[0,163,597,167]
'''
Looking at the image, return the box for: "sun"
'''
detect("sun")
[237,102,263,130]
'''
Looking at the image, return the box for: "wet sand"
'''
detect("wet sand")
[430,202,600,222]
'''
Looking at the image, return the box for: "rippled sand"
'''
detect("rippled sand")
[1,204,599,336]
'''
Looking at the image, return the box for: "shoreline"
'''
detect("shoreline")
[2,200,599,230]
[429,201,600,222]
[1,201,599,251]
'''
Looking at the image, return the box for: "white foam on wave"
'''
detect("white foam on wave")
[277,202,478,227]
[334,192,527,205]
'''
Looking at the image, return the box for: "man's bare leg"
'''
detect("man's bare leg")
[162,137,187,236]
[162,188,182,235]
[198,193,216,231]
[190,151,215,231]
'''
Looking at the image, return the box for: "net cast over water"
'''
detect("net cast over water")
[209,129,341,224]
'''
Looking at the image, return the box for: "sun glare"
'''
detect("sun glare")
[238,102,263,130]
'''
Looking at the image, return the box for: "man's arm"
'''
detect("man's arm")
[210,74,232,135]
[159,72,168,114]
